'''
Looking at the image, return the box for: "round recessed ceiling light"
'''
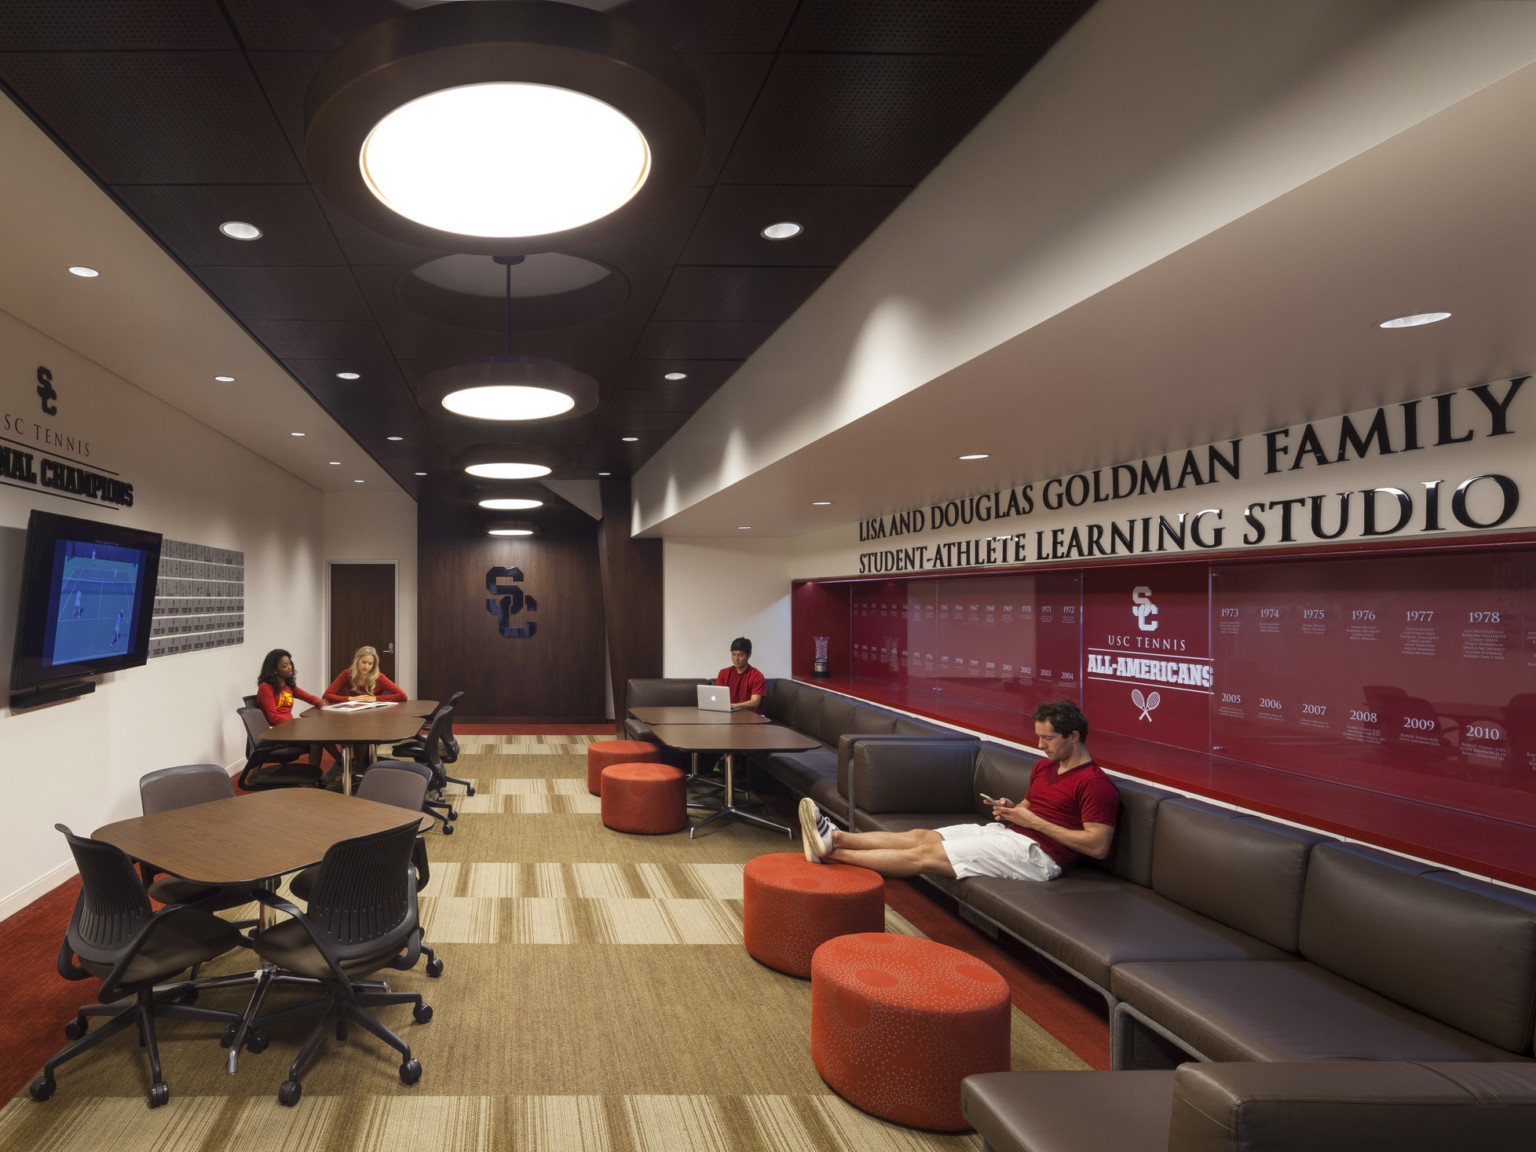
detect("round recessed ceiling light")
[663,371,687,381]
[329,460,341,465]
[429,357,598,422]
[736,525,752,530]
[598,471,611,476]
[1379,311,1451,328]
[304,2,704,253]
[958,453,990,461]
[761,222,802,240]
[214,375,235,383]
[812,501,832,506]
[354,479,365,484]
[465,461,553,480]
[336,371,361,380]
[291,432,306,437]
[219,220,263,241]
[479,497,544,511]
[488,527,535,536]
[621,436,638,442]
[414,471,427,476]
[486,518,538,536]
[68,266,99,278]
[387,435,404,441]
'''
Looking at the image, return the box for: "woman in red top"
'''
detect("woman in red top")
[323,646,407,703]
[255,648,325,766]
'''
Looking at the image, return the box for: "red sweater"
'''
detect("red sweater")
[323,670,407,704]
[257,680,322,726]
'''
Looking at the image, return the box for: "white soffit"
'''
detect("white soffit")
[633,0,1536,537]
[0,94,397,495]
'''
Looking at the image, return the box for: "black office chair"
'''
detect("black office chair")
[289,765,444,978]
[237,706,323,790]
[241,694,260,709]
[30,825,247,1108]
[138,764,258,923]
[246,820,432,1106]
[392,691,470,786]
[396,708,462,832]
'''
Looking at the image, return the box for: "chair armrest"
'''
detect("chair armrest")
[850,739,979,816]
[837,733,978,822]
[1170,1062,1536,1152]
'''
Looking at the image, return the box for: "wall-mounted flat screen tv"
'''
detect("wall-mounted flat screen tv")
[11,510,162,693]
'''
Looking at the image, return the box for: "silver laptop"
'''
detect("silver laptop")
[696,685,732,712]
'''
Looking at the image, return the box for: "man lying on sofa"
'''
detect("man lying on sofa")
[798,699,1118,882]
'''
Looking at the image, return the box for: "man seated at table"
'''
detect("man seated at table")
[799,699,1118,882]
[717,637,767,713]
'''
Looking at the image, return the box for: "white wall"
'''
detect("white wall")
[0,309,327,919]
[322,488,418,695]
[662,539,792,679]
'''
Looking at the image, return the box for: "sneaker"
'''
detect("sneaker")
[799,797,833,862]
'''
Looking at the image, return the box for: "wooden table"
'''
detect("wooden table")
[649,723,822,838]
[263,699,438,794]
[628,706,770,725]
[95,789,421,1071]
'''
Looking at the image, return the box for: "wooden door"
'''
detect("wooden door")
[329,563,396,683]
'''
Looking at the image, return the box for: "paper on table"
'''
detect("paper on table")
[322,700,392,711]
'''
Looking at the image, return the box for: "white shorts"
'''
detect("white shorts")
[938,823,1063,882]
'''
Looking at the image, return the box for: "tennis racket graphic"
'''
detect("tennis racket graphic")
[1131,689,1161,721]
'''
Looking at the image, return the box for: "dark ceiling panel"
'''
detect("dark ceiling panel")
[655,266,831,323]
[636,321,777,360]
[315,195,450,266]
[391,323,645,378]
[604,382,723,413]
[0,53,303,183]
[112,185,346,266]
[224,0,342,52]
[247,51,329,158]
[721,55,1028,185]
[598,411,694,438]
[782,0,1095,55]
[679,184,911,265]
[679,0,800,53]
[572,186,712,276]
[193,266,371,321]
[282,358,408,394]
[684,53,773,184]
[616,358,742,390]
[0,1,233,51]
[247,319,392,360]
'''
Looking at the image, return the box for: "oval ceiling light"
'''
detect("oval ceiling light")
[466,461,552,480]
[336,371,361,380]
[487,520,538,536]
[305,1,704,254]
[663,371,687,381]
[958,453,990,460]
[479,497,544,511]
[428,356,598,422]
[761,222,802,240]
[68,266,99,278]
[1379,311,1451,328]
[214,375,235,383]
[219,220,262,240]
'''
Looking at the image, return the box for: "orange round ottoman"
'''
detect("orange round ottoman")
[600,763,687,834]
[743,853,885,977]
[811,932,1010,1131]
[587,739,659,796]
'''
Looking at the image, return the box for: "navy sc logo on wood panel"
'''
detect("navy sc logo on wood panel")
[486,566,537,638]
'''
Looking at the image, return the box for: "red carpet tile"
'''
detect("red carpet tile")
[0,876,84,1103]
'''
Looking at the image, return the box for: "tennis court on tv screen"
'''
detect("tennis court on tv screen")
[52,540,142,664]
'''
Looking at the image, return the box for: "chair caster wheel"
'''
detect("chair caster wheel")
[399,1058,422,1085]
[465,785,476,797]
[64,1017,88,1040]
[425,957,444,978]
[278,1079,302,1107]
[220,1025,237,1049]
[246,1028,269,1053]
[148,1082,169,1108]
[413,1002,433,1024]
[446,808,458,821]
[442,823,454,835]
[29,1075,55,1102]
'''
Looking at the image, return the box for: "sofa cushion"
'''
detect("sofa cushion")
[1098,777,1176,887]
[973,743,1038,818]
[853,812,980,835]
[789,686,825,741]
[765,678,800,726]
[1151,799,1324,953]
[963,1070,1175,1152]
[850,705,898,738]
[624,717,653,742]
[964,882,1291,991]
[1299,842,1536,1055]
[1111,960,1523,1063]
[893,715,944,736]
[762,747,837,796]
[625,677,710,710]
[817,693,859,747]
[850,739,978,814]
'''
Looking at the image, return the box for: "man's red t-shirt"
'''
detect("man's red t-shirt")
[1013,758,1119,867]
[716,665,767,712]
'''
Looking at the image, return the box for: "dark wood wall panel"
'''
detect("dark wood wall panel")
[418,495,608,721]
[598,476,664,726]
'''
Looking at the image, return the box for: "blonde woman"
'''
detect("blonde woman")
[323,645,407,703]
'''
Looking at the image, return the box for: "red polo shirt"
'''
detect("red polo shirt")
[1014,758,1119,867]
[716,665,767,712]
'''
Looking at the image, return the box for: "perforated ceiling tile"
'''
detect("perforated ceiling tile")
[655,266,831,324]
[247,51,329,157]
[0,0,233,51]
[223,0,341,51]
[604,383,720,414]
[680,185,910,265]
[246,319,392,361]
[616,359,743,390]
[782,0,1094,55]
[598,410,693,437]
[684,53,774,184]
[722,54,1028,185]
[636,321,777,361]
[680,0,800,53]
[0,53,302,183]
[282,359,408,393]
[314,195,450,267]
[112,185,346,266]
[192,266,372,321]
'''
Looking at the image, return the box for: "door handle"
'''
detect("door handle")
[384,642,395,654]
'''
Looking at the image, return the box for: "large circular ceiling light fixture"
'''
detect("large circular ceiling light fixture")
[305,1,705,254]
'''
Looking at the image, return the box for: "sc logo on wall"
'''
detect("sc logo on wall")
[485,566,537,638]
